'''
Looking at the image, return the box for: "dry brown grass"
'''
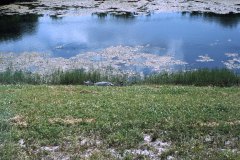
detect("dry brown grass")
[79,90,98,94]
[48,86,98,94]
[199,120,240,127]
[49,116,96,125]
[9,115,27,128]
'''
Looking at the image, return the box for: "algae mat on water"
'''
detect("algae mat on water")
[1,0,240,15]
[0,85,240,159]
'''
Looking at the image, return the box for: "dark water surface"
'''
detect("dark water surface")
[0,12,240,71]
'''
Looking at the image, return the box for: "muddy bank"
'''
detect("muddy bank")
[0,0,240,16]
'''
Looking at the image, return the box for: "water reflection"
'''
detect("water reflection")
[0,12,239,72]
[0,14,39,42]
[0,0,17,5]
[183,12,240,28]
[93,11,136,20]
[50,15,63,21]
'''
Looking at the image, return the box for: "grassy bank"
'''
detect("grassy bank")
[0,85,240,159]
[0,68,239,87]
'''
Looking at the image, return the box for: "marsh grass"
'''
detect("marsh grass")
[143,68,240,87]
[49,69,102,85]
[0,68,239,86]
[0,68,41,84]
[49,69,130,85]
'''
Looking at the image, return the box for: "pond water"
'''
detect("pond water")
[0,12,240,73]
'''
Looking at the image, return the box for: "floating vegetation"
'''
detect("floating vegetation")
[0,46,187,76]
[196,54,214,62]
[1,47,240,86]
[1,0,240,16]
[223,53,240,69]
[225,53,239,58]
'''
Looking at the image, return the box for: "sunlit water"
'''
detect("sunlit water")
[0,12,240,73]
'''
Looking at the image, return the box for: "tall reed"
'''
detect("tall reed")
[0,68,239,87]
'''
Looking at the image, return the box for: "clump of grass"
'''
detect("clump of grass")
[143,68,240,87]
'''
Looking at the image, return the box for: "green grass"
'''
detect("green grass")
[0,85,240,159]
